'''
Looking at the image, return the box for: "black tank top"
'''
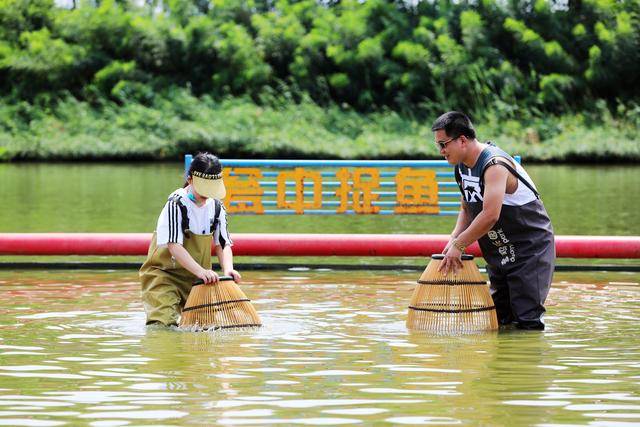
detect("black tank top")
[455,144,554,270]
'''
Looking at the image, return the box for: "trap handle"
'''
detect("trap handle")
[193,276,234,285]
[431,254,475,260]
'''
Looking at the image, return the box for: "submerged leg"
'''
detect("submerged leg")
[487,265,514,326]
[506,255,553,331]
[141,275,183,327]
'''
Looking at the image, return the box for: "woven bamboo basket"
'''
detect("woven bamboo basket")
[407,254,498,333]
[179,276,261,330]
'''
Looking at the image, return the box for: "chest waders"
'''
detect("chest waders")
[139,197,221,326]
[455,145,555,330]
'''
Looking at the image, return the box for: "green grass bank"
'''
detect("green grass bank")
[1,91,638,162]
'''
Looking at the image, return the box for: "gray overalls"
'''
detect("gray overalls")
[455,144,555,330]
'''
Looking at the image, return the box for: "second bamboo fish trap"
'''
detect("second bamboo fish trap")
[407,254,498,333]
[179,276,261,331]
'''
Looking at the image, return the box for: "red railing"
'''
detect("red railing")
[0,233,639,258]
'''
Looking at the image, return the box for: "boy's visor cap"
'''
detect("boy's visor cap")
[192,171,226,199]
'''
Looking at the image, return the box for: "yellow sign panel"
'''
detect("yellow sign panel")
[223,167,439,214]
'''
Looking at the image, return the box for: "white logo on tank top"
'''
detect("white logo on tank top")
[460,172,483,202]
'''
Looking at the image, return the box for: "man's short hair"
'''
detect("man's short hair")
[431,111,476,139]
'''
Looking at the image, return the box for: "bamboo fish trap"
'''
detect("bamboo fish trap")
[407,254,498,333]
[179,276,261,330]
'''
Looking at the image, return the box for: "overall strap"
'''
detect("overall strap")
[169,194,191,237]
[454,164,463,193]
[209,199,222,234]
[482,158,540,198]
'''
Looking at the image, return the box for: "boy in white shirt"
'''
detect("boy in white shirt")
[139,152,240,326]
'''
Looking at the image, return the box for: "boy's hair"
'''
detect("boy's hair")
[184,152,222,186]
[187,152,222,178]
[431,111,476,139]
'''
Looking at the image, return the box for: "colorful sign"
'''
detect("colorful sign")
[222,167,440,215]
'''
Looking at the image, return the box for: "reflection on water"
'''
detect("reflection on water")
[0,270,639,425]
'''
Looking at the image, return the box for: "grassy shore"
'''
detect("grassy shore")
[1,91,638,162]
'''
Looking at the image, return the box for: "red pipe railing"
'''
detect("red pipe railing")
[0,233,639,258]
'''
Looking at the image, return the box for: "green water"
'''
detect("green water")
[0,270,639,425]
[0,162,638,235]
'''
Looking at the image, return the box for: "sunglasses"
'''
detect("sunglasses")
[435,135,460,150]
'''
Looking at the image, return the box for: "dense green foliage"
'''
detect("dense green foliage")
[0,0,638,160]
[2,90,637,161]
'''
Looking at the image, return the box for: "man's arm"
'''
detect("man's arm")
[440,165,508,274]
[443,197,472,254]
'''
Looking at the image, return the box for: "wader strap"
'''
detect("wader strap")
[482,158,540,199]
[454,165,463,194]
[209,199,221,234]
[209,199,229,249]
[169,194,191,238]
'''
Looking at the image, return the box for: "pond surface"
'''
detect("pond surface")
[0,162,638,235]
[1,270,639,426]
[1,162,639,424]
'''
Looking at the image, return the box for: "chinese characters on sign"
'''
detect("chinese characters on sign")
[223,167,439,214]
[223,168,264,213]
[277,168,322,214]
[335,168,380,214]
[394,168,439,214]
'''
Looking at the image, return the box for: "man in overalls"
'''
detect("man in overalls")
[432,111,555,330]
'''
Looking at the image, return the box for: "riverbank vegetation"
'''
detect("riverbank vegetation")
[1,0,638,161]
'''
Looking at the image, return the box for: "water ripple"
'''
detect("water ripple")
[0,271,639,425]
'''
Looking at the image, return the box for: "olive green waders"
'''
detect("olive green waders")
[139,232,213,326]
